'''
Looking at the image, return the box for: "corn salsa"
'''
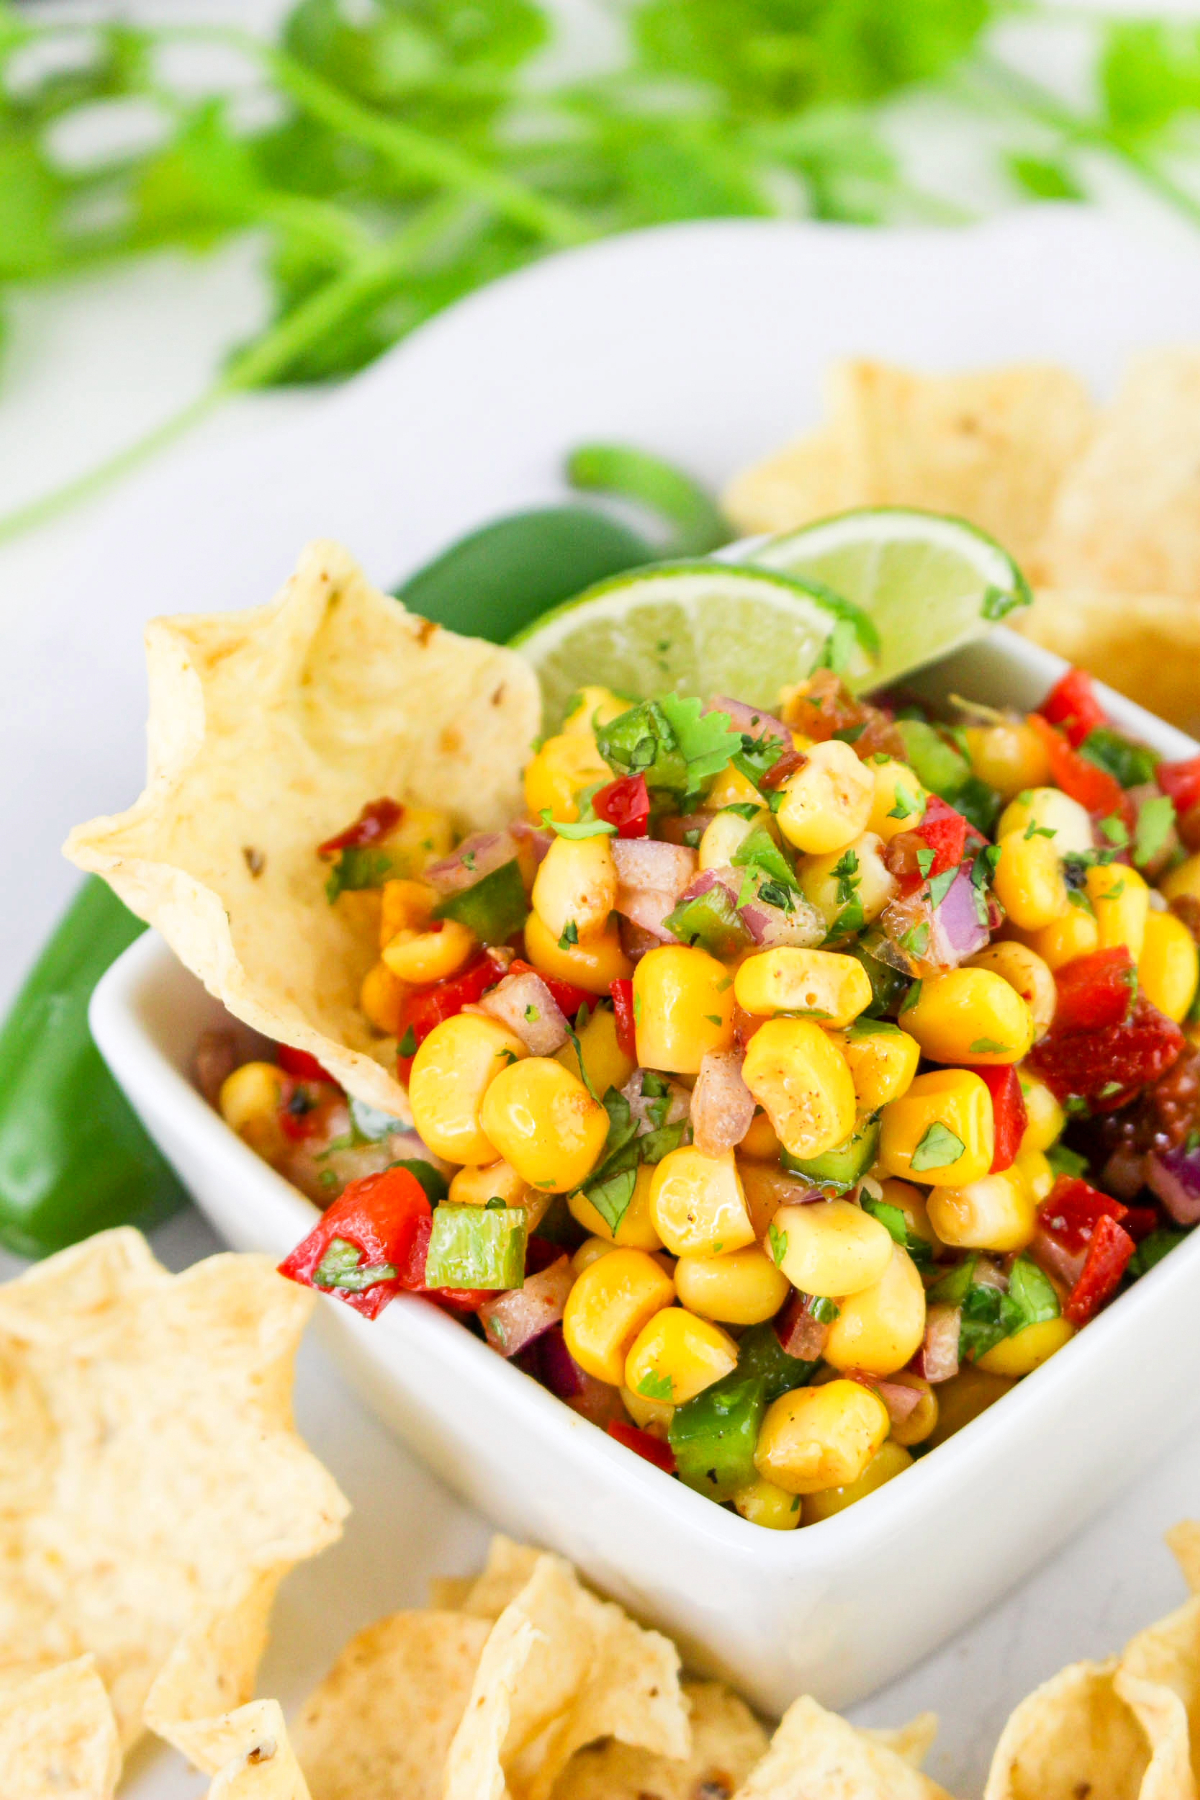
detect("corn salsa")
[202,665,1200,1529]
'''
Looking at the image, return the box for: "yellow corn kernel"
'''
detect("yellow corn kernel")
[219,1061,287,1159]
[740,1109,782,1160]
[830,1021,920,1111]
[1087,863,1149,957]
[1025,905,1100,970]
[648,1147,757,1257]
[448,1158,528,1208]
[523,732,610,823]
[524,911,633,996]
[624,1306,738,1406]
[993,830,1070,932]
[562,684,629,734]
[1139,909,1200,1023]
[479,1057,608,1193]
[741,1018,857,1160]
[733,1476,802,1530]
[621,1386,674,1435]
[382,918,477,985]
[966,941,1057,1039]
[633,945,735,1074]
[379,878,436,947]
[926,1169,1036,1253]
[1162,853,1200,906]
[769,1198,893,1298]
[878,1069,995,1187]
[997,786,1095,855]
[883,1371,938,1447]
[698,808,758,871]
[555,1003,635,1098]
[376,806,454,879]
[905,967,1034,1067]
[754,1380,890,1496]
[531,833,618,943]
[802,1440,914,1524]
[976,1315,1074,1376]
[561,1248,675,1385]
[775,739,875,856]
[674,1246,791,1325]
[963,722,1052,798]
[1014,1147,1055,1206]
[926,1366,1014,1449]
[707,762,769,811]
[823,1245,927,1376]
[570,1162,662,1250]
[360,960,408,1035]
[408,1013,525,1165]
[572,1235,617,1276]
[877,1179,940,1260]
[734,947,873,1029]
[865,757,926,842]
[1018,1072,1065,1154]
[796,832,897,933]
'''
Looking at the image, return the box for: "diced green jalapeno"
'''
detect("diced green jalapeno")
[846,942,910,1018]
[662,884,750,958]
[669,1373,766,1502]
[734,1322,817,1401]
[896,719,970,799]
[424,1201,527,1290]
[433,860,527,945]
[782,1113,880,1193]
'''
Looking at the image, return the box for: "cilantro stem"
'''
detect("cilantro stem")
[0,195,463,546]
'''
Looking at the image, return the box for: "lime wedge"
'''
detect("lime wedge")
[510,561,878,731]
[748,508,1031,691]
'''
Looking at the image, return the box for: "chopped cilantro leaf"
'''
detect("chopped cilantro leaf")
[558,920,579,949]
[1135,795,1175,868]
[540,809,616,839]
[910,1121,965,1172]
[969,1038,1010,1055]
[915,845,936,877]
[927,867,959,908]
[887,783,920,821]
[860,1197,907,1244]
[767,1222,788,1267]
[398,1025,418,1058]
[637,1370,674,1401]
[1100,813,1130,847]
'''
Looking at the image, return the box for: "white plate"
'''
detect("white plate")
[26,207,1200,1794]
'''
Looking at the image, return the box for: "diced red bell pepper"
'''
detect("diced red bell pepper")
[1028,994,1184,1111]
[508,958,594,1020]
[395,949,507,1083]
[913,794,971,877]
[278,1165,431,1320]
[592,774,650,839]
[607,1420,676,1474]
[277,1044,338,1085]
[968,1064,1027,1172]
[1064,1211,1135,1326]
[397,1212,489,1314]
[610,977,637,1059]
[1039,1173,1130,1255]
[1158,757,1200,819]
[1052,946,1137,1036]
[1040,667,1107,748]
[1027,714,1125,818]
[317,797,403,858]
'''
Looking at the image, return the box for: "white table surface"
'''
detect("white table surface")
[5,15,1200,1797]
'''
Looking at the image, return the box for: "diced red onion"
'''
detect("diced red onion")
[931,866,991,965]
[612,839,696,896]
[677,866,739,909]
[775,1291,830,1361]
[740,896,824,949]
[914,1304,961,1383]
[427,830,518,896]
[618,918,663,961]
[880,866,989,974]
[690,1051,755,1157]
[705,696,790,742]
[479,970,569,1055]
[872,1378,924,1426]
[1147,1147,1200,1224]
[661,810,715,846]
[616,887,679,942]
[973,1256,1006,1290]
[623,1070,691,1133]
[1101,1144,1147,1202]
[510,818,553,865]
[535,1324,585,1399]
[479,1257,573,1358]
[1030,1230,1086,1293]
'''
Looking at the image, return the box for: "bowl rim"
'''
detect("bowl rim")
[90,621,1200,1564]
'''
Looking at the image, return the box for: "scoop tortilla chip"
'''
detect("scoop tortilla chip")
[982,1659,1149,1800]
[1041,349,1200,596]
[0,1658,120,1800]
[64,539,540,1113]
[553,1678,769,1799]
[731,1695,952,1799]
[459,1536,545,1620]
[861,1713,939,1767]
[0,1229,347,1761]
[722,428,855,536]
[178,1701,312,1800]
[1115,1593,1200,1800]
[444,1550,689,1800]
[1014,589,1200,736]
[291,1610,490,1800]
[1168,1524,1200,1596]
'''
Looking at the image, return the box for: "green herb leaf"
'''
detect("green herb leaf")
[539,809,616,839]
[969,1038,1010,1055]
[910,1121,965,1172]
[860,1197,907,1244]
[1135,795,1176,868]
[767,1221,788,1267]
[637,1368,675,1401]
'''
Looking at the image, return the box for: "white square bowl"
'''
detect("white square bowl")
[91,623,1200,1718]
